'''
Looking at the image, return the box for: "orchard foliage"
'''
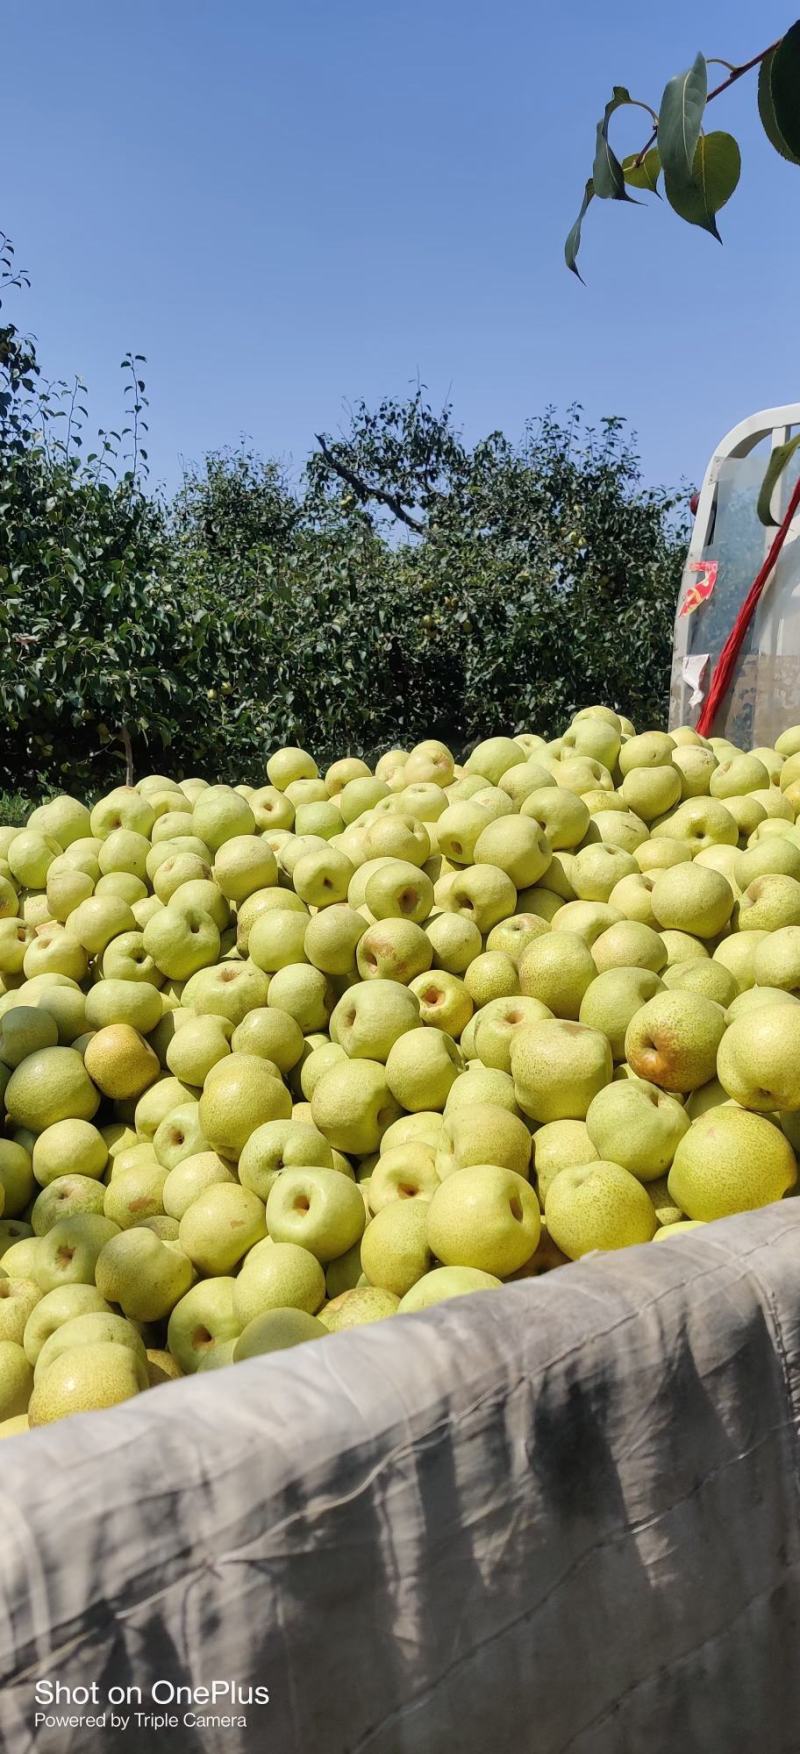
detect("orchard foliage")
[0,241,685,797]
[567,23,800,278]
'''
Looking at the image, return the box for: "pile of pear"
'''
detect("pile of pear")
[1,710,800,1436]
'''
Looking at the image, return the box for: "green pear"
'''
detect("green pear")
[28,1341,147,1425]
[650,864,734,938]
[671,746,717,797]
[167,1277,242,1373]
[652,798,737,853]
[264,964,333,1032]
[368,1144,440,1209]
[65,896,133,957]
[84,1023,160,1102]
[304,905,367,976]
[179,1183,266,1274]
[405,971,469,1039]
[518,932,596,1018]
[472,996,552,1072]
[435,1102,531,1180]
[709,752,769,798]
[444,1066,520,1116]
[267,1165,365,1262]
[321,1287,400,1330]
[232,1308,327,1359]
[662,958,737,1007]
[96,1229,194,1321]
[134,1076,191,1140]
[607,872,658,927]
[464,737,526,785]
[5,1045,99,1132]
[199,1053,291,1160]
[471,816,551,889]
[103,1162,168,1228]
[230,1006,304,1073]
[162,1151,236,1219]
[545,1160,657,1257]
[396,1265,501,1312]
[190,785,255,851]
[532,1119,598,1202]
[90,787,154,840]
[364,860,433,924]
[360,1201,433,1297]
[233,1240,325,1326]
[212,835,277,904]
[311,1058,399,1154]
[385,1029,462,1111]
[32,1174,107,1235]
[165,1014,231,1085]
[84,977,163,1034]
[29,795,91,849]
[183,961,270,1024]
[0,1139,35,1213]
[485,913,550,964]
[356,919,433,984]
[668,1108,796,1219]
[238,1119,334,1203]
[717,1006,800,1110]
[731,849,797,918]
[23,1283,111,1364]
[426,1162,540,1276]
[549,900,623,945]
[331,979,420,1062]
[0,1341,33,1419]
[579,967,663,1060]
[292,846,354,909]
[195,1338,238,1373]
[0,1005,59,1066]
[518,785,587,851]
[624,991,725,1092]
[727,987,800,1022]
[619,765,681,820]
[35,1214,120,1292]
[34,1310,146,1382]
[511,1019,612,1122]
[445,864,517,933]
[618,731,675,774]
[7,830,61,889]
[153,1099,207,1170]
[101,929,162,986]
[586,1079,689,1181]
[591,920,666,974]
[0,1277,41,1345]
[735,836,800,888]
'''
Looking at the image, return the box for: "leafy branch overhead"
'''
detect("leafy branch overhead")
[566,23,800,278]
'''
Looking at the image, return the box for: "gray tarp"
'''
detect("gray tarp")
[2,1203,800,1754]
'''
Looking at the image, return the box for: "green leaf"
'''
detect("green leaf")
[622,148,661,193]
[759,29,800,164]
[658,52,707,183]
[664,132,740,238]
[564,179,594,280]
[592,86,638,202]
[757,431,800,526]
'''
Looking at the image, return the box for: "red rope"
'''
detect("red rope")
[696,473,800,736]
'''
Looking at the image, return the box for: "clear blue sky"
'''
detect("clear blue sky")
[3,0,794,497]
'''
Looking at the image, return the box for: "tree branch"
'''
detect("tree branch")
[634,35,783,165]
[314,434,425,533]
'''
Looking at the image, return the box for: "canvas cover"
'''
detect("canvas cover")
[1,1202,800,1754]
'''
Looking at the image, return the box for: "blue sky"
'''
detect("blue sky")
[3,0,794,497]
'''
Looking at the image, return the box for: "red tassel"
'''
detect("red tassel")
[696,473,800,737]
